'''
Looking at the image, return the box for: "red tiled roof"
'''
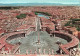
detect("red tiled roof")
[15,24,35,31]
[0,28,5,35]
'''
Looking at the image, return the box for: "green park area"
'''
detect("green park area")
[65,18,80,31]
[16,14,27,19]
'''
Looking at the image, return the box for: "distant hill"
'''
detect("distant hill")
[0,3,80,6]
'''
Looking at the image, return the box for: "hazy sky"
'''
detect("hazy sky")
[0,0,80,4]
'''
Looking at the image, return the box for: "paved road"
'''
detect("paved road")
[36,17,41,31]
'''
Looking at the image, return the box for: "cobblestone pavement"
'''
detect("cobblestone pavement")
[8,31,68,54]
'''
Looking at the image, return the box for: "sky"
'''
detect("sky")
[0,0,80,4]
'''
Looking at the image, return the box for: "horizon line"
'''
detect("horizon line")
[0,3,80,4]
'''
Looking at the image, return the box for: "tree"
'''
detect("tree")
[16,14,26,19]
